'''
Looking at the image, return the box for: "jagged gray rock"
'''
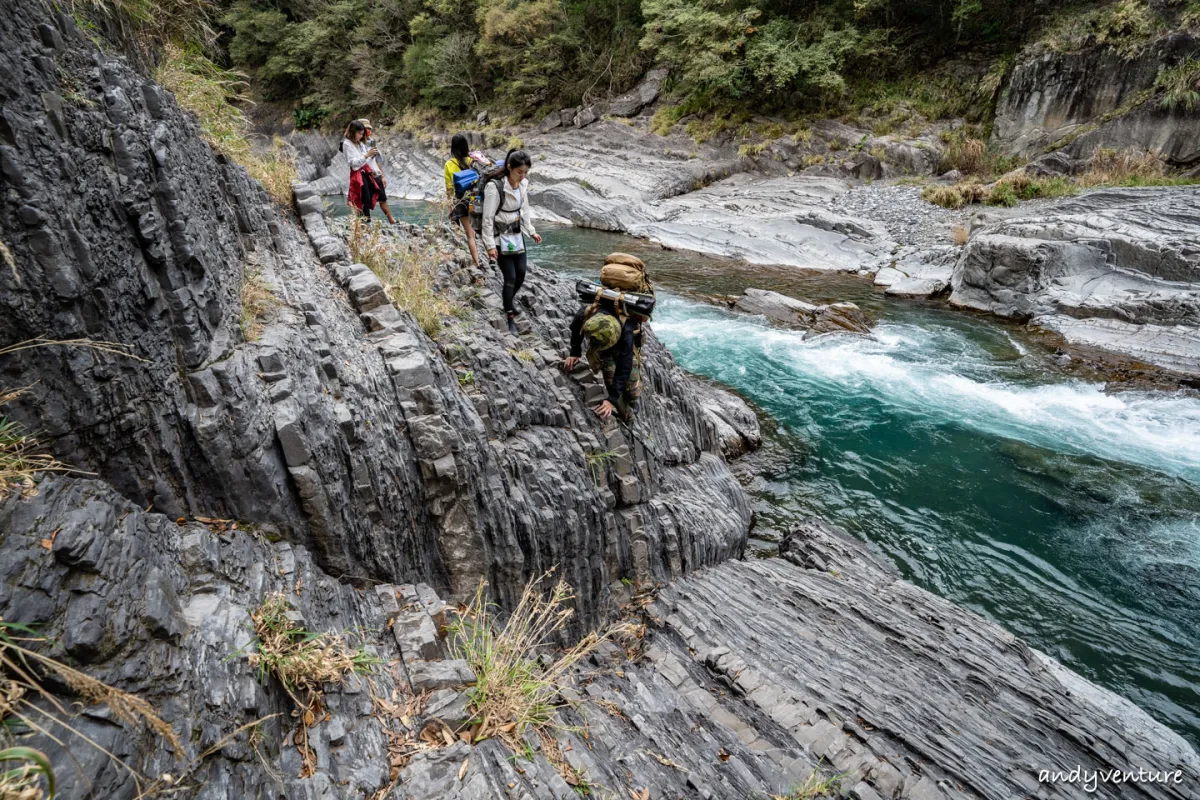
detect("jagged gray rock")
[3,4,1199,798]
[993,32,1200,164]
[0,476,403,799]
[0,3,756,637]
[12,480,1194,799]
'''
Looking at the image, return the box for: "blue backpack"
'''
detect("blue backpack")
[452,167,479,198]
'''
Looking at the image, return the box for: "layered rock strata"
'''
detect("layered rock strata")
[949,187,1200,379]
[7,481,1197,800]
[0,1,756,637]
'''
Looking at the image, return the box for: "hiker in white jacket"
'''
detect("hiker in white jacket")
[480,148,541,334]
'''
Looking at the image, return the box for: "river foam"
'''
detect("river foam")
[654,297,1200,482]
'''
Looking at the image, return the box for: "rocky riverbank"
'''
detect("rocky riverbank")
[3,4,1200,798]
[305,123,1200,387]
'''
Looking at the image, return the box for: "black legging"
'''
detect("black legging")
[498,251,527,314]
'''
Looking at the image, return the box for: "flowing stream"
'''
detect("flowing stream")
[376,200,1200,746]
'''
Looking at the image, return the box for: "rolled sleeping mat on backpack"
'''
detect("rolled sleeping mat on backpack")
[452,168,480,196]
[576,280,656,318]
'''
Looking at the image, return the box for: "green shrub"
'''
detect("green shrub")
[986,180,1018,206]
[1157,59,1200,112]
[292,107,329,131]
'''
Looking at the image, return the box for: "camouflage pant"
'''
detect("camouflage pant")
[592,353,642,421]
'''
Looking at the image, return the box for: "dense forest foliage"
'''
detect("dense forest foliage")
[94,0,1200,125]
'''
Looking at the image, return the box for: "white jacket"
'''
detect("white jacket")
[342,139,380,173]
[481,177,537,253]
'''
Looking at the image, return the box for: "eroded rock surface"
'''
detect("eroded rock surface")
[950,187,1200,375]
[347,124,896,272]
[993,33,1200,165]
[732,289,873,339]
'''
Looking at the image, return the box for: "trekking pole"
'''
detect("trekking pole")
[616,415,666,465]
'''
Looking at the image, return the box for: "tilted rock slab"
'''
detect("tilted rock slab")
[648,519,1200,799]
[950,187,1200,377]
[0,4,756,632]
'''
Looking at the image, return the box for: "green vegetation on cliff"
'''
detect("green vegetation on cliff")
[72,0,1200,132]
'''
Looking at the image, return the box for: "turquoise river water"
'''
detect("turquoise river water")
[376,200,1200,746]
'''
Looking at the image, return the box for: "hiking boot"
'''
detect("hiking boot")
[506,313,518,335]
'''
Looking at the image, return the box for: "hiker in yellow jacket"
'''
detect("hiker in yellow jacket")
[445,133,483,267]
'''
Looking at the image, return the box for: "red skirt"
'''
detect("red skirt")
[348,168,379,212]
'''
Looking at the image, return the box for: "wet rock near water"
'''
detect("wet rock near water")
[874,245,959,298]
[1033,315,1200,384]
[949,186,1200,383]
[731,289,873,339]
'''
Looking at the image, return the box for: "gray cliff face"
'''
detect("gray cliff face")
[0,477,403,799]
[0,3,754,628]
[948,187,1200,379]
[4,7,1200,799]
[992,33,1200,164]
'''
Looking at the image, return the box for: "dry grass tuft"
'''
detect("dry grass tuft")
[0,746,54,800]
[154,44,297,206]
[952,224,970,247]
[449,573,632,753]
[0,395,70,499]
[347,219,466,338]
[240,268,282,342]
[1081,148,1166,185]
[940,136,986,175]
[921,182,986,209]
[0,618,179,796]
[244,593,378,776]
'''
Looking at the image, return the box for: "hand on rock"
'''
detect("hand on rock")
[596,400,615,420]
[563,356,580,370]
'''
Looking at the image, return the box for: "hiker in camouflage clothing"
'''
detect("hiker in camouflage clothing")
[564,310,642,422]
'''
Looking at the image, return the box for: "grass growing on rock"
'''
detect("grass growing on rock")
[347,219,467,338]
[240,267,282,342]
[0,397,69,499]
[154,44,297,206]
[0,618,180,797]
[243,593,378,776]
[1156,59,1200,111]
[770,764,845,799]
[448,575,630,753]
